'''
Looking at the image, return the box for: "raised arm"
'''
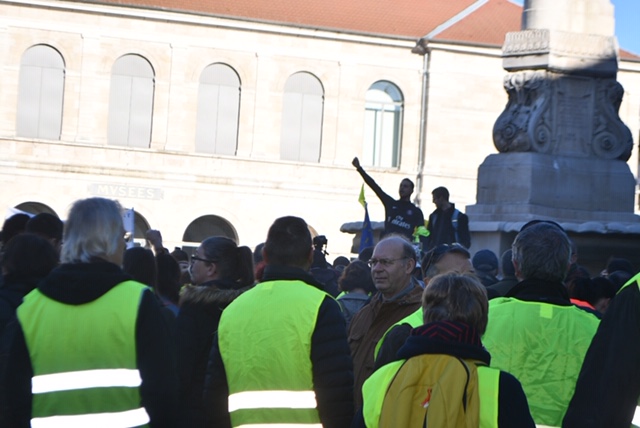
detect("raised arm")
[352,157,393,205]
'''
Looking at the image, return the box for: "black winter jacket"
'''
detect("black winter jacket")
[427,203,471,250]
[563,279,640,428]
[0,273,41,334]
[176,279,251,427]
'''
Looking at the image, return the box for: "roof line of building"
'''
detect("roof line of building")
[2,0,417,48]
[423,0,489,40]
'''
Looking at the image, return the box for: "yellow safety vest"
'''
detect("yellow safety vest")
[218,279,329,427]
[18,280,149,428]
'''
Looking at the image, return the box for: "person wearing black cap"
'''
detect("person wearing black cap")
[472,249,499,287]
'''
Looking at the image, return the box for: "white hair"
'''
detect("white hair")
[60,197,124,263]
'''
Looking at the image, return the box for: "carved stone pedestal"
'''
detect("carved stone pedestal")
[466,152,637,223]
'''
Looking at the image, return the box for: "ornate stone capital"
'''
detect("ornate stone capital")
[493,71,632,161]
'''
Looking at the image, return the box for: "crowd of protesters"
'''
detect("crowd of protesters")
[0,194,638,428]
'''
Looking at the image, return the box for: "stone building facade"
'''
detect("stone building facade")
[1,0,638,256]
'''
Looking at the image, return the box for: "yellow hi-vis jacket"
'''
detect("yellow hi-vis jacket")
[483,297,599,427]
[18,280,149,428]
[218,279,329,427]
[362,357,500,428]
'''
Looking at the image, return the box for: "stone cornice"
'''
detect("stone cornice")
[503,29,617,60]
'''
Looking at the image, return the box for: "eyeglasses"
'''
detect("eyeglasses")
[367,257,408,268]
[191,255,215,264]
[421,243,468,273]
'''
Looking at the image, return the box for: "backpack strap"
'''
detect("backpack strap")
[452,209,460,244]
[457,357,471,411]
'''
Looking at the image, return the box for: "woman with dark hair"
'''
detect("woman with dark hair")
[336,260,376,328]
[0,233,58,332]
[175,236,254,427]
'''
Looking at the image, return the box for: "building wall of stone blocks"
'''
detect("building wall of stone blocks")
[1,0,639,256]
[421,47,510,210]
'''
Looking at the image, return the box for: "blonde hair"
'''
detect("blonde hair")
[422,272,488,334]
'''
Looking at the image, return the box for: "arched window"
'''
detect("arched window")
[16,45,65,140]
[363,81,404,168]
[108,54,155,148]
[280,72,324,162]
[195,63,241,155]
[182,215,238,254]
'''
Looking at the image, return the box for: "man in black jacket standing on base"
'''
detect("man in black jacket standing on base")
[427,186,471,250]
[352,157,424,241]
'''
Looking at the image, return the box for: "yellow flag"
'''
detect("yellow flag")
[358,184,367,208]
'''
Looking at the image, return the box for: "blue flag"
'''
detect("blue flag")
[359,185,374,253]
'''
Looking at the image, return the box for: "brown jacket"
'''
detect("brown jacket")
[347,281,423,409]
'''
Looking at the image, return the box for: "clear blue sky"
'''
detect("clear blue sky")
[511,0,640,55]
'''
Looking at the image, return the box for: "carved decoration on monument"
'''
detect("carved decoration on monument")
[492,70,552,153]
[591,80,633,161]
[493,71,632,160]
[468,0,640,268]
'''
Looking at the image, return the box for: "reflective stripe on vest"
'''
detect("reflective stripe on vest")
[32,369,142,393]
[31,407,150,428]
[228,390,317,412]
[18,280,148,426]
[632,405,640,428]
[219,280,327,427]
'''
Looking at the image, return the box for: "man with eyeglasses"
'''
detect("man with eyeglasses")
[373,243,474,370]
[348,235,423,409]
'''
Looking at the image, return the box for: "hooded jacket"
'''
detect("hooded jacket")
[0,260,178,428]
[176,279,252,427]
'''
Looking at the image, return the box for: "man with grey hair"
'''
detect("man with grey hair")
[348,235,423,409]
[482,221,600,427]
[1,197,177,427]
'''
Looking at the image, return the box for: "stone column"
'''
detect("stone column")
[466,0,640,273]
[467,0,635,224]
